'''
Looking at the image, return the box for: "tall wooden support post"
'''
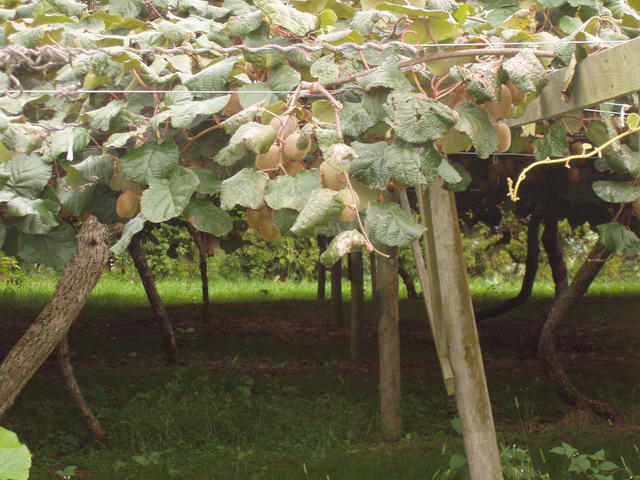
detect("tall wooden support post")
[185,223,211,322]
[349,250,364,363]
[425,183,503,480]
[370,251,379,325]
[377,248,402,441]
[330,257,344,326]
[317,235,328,300]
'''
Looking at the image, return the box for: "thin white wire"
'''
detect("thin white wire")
[0,89,303,95]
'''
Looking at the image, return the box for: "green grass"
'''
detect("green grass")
[2,274,640,479]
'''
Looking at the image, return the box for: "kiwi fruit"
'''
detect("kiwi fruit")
[493,122,512,153]
[223,92,243,117]
[484,84,513,120]
[246,207,268,230]
[336,188,360,223]
[567,166,581,184]
[258,215,281,242]
[506,80,526,106]
[633,198,640,217]
[319,161,346,190]
[269,115,296,138]
[116,191,141,219]
[436,129,472,154]
[283,132,311,161]
[256,144,280,170]
[569,141,584,155]
[283,159,304,176]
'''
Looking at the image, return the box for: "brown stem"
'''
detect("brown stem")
[541,211,569,299]
[537,243,618,419]
[184,222,211,322]
[57,336,106,440]
[317,234,328,300]
[330,256,344,326]
[128,234,183,365]
[349,250,364,363]
[397,260,418,299]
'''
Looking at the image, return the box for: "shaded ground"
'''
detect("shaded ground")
[1,284,639,479]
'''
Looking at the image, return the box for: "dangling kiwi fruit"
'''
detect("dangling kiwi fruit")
[246,206,268,230]
[269,115,296,138]
[436,129,472,154]
[336,188,360,223]
[319,161,346,190]
[484,84,513,120]
[256,144,280,170]
[506,80,527,106]
[567,166,581,183]
[493,122,512,153]
[283,159,304,176]
[258,215,281,242]
[223,92,243,117]
[569,141,584,155]
[632,198,640,217]
[283,132,311,161]
[116,191,141,219]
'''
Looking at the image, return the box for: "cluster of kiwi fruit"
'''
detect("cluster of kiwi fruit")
[255,114,312,177]
[318,161,361,222]
[483,81,528,154]
[245,206,281,241]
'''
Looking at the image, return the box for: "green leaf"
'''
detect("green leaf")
[290,188,343,234]
[454,102,498,159]
[72,154,114,184]
[385,92,456,144]
[340,102,377,137]
[221,104,263,134]
[228,122,277,154]
[189,166,221,195]
[88,186,120,225]
[40,127,90,161]
[18,223,77,269]
[140,168,200,222]
[350,141,391,189]
[366,202,425,247]
[238,83,278,109]
[503,49,548,93]
[266,65,302,92]
[168,96,231,128]
[227,10,264,35]
[110,214,146,255]
[254,0,318,36]
[0,427,31,480]
[220,168,268,210]
[320,230,367,265]
[46,0,84,16]
[357,56,413,92]
[58,185,96,217]
[533,124,568,160]
[107,0,142,16]
[104,131,138,149]
[265,170,321,211]
[593,180,640,203]
[605,145,640,177]
[310,55,340,83]
[387,144,425,187]
[8,197,60,234]
[437,158,462,184]
[1,154,52,199]
[120,142,180,184]
[183,56,239,94]
[451,63,500,102]
[183,199,233,236]
[376,3,450,18]
[83,100,125,131]
[597,222,640,254]
[448,453,467,470]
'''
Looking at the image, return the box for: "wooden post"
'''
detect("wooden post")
[370,251,379,325]
[377,247,402,441]
[426,182,503,480]
[317,235,328,300]
[330,257,343,326]
[349,250,364,363]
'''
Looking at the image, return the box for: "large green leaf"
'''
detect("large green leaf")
[265,170,321,211]
[183,199,233,236]
[350,141,391,189]
[357,55,413,92]
[365,201,425,247]
[533,123,568,160]
[290,188,343,235]
[111,214,146,255]
[454,102,498,159]
[168,96,231,128]
[189,166,221,195]
[320,230,367,265]
[451,63,500,102]
[72,154,114,184]
[605,145,640,177]
[592,180,640,203]
[120,142,180,184]
[385,92,456,143]
[1,154,52,199]
[58,185,96,217]
[254,0,318,36]
[18,223,77,269]
[266,65,302,92]
[40,127,90,161]
[140,167,200,222]
[340,102,377,137]
[0,427,31,480]
[596,222,640,254]
[310,55,340,83]
[8,197,60,234]
[387,143,425,187]
[502,49,548,93]
[220,168,268,210]
[227,122,277,155]
[183,56,239,93]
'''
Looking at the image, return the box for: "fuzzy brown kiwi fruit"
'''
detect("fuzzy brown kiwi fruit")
[484,84,513,120]
[116,191,141,219]
[567,166,581,183]
[223,92,243,117]
[256,144,280,170]
[336,189,360,223]
[569,141,584,155]
[319,161,346,190]
[269,115,296,138]
[506,80,526,106]
[283,159,304,176]
[493,122,512,153]
[258,215,281,242]
[633,198,640,217]
[246,207,268,230]
[283,132,311,161]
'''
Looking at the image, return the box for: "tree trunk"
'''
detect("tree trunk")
[398,261,418,299]
[476,209,543,320]
[426,183,503,480]
[377,248,402,441]
[128,234,182,365]
[370,251,379,325]
[57,336,105,440]
[0,217,115,417]
[349,250,364,363]
[330,257,343,326]
[317,235,328,300]
[185,222,211,322]
[537,243,617,418]
[542,213,569,299]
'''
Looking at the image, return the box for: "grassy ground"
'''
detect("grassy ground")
[1,274,640,479]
